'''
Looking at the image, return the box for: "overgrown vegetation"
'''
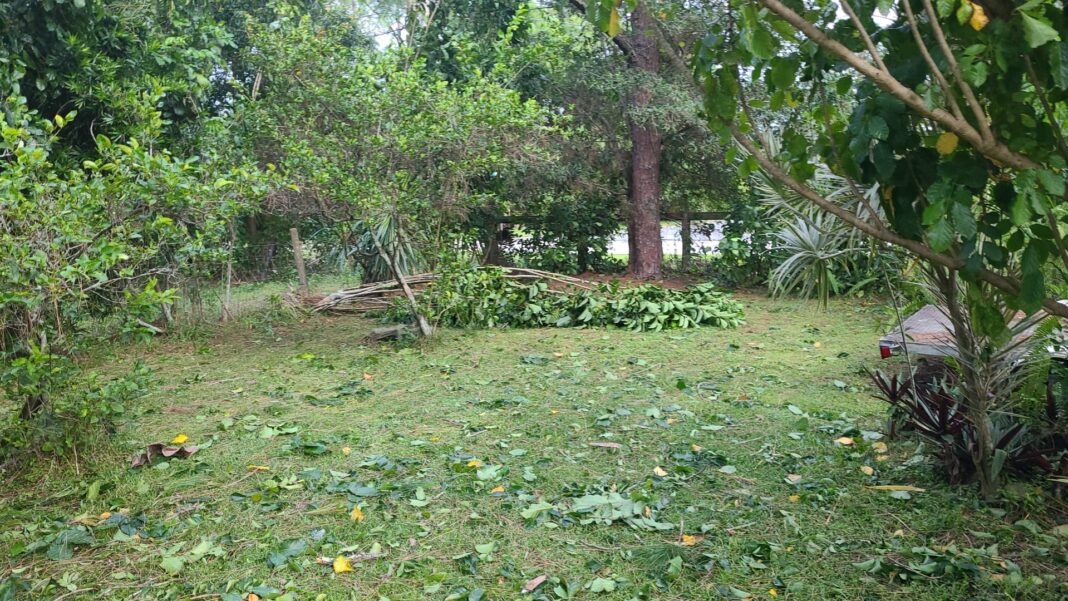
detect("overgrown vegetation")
[3,0,1068,597]
[0,76,264,455]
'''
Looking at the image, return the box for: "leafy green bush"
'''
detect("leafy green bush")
[413,267,744,332]
[1,358,152,457]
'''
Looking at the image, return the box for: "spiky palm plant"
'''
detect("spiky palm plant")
[742,132,884,307]
[768,213,864,309]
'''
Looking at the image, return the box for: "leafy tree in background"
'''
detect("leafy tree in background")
[238,10,556,332]
[0,0,235,152]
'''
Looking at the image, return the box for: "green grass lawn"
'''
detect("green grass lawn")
[2,294,1065,600]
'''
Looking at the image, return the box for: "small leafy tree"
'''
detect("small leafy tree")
[696,0,1068,321]
[0,73,263,452]
[680,0,1068,495]
[239,11,557,332]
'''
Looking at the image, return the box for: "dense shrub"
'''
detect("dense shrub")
[869,367,1067,488]
[1,358,152,457]
[413,267,744,331]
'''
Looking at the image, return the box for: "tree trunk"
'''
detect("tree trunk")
[625,2,663,279]
[681,203,692,271]
[934,267,999,499]
[484,217,502,265]
[370,226,433,338]
[577,235,589,273]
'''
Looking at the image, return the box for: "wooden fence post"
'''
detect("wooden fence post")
[290,227,309,294]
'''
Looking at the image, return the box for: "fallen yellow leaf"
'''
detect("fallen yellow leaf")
[643,506,652,518]
[99,511,112,520]
[247,465,270,472]
[969,2,989,30]
[350,505,365,522]
[872,441,888,453]
[550,409,559,415]
[342,447,352,456]
[876,454,890,462]
[362,372,373,381]
[769,589,778,597]
[680,534,703,546]
[813,341,822,348]
[860,465,875,476]
[786,473,802,483]
[247,594,261,601]
[835,436,855,446]
[467,459,482,468]
[865,485,926,492]
[171,434,189,445]
[553,352,564,358]
[490,485,505,494]
[653,466,669,477]
[691,444,703,453]
[788,495,800,503]
[936,132,959,155]
[333,555,353,573]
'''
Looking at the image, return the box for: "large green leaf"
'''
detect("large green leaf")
[1049,43,1068,89]
[749,28,777,59]
[1020,243,1046,312]
[927,218,955,252]
[1021,13,1061,48]
[266,539,308,569]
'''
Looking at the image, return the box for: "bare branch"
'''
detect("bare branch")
[899,0,965,122]
[840,0,888,72]
[918,0,993,143]
[729,122,1068,320]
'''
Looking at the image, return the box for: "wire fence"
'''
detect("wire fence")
[170,233,363,324]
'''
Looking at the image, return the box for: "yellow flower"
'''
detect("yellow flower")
[490,485,505,494]
[680,534,702,546]
[467,459,482,468]
[788,495,800,503]
[653,466,668,477]
[769,588,779,597]
[350,505,365,522]
[936,132,959,155]
[691,444,703,453]
[969,2,989,30]
[171,434,189,445]
[342,447,352,456]
[333,555,353,573]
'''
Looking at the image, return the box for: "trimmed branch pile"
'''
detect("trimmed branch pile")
[311,268,592,314]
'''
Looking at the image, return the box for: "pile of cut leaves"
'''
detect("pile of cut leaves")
[408,267,745,331]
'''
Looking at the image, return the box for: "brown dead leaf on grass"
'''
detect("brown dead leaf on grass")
[130,443,199,468]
